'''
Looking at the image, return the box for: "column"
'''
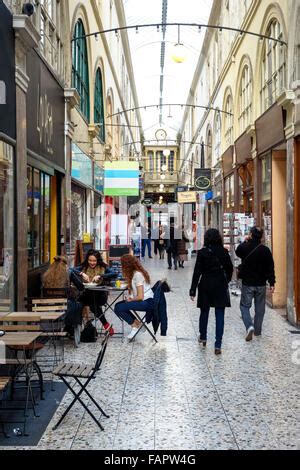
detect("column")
[13,16,40,309]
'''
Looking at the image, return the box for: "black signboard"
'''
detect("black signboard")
[26,49,65,168]
[194,169,212,191]
[0,1,16,139]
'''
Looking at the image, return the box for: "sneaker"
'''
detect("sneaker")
[245,326,254,341]
[103,323,115,337]
[127,327,139,340]
[198,337,207,347]
[215,348,222,355]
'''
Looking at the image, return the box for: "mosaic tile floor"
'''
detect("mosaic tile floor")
[1,255,299,450]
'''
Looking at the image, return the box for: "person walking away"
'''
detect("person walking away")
[235,226,275,341]
[166,221,179,270]
[72,249,115,335]
[114,255,154,339]
[158,224,166,260]
[177,226,190,268]
[141,225,153,259]
[189,228,233,355]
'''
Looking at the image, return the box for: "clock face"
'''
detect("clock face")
[195,176,211,190]
[155,128,167,140]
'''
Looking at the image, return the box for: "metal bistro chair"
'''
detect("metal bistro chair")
[52,329,110,431]
[128,308,158,343]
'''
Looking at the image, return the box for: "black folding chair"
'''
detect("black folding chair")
[129,309,158,343]
[52,329,110,431]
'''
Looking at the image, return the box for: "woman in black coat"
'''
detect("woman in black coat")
[189,229,233,354]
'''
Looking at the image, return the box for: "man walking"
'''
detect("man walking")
[235,226,275,341]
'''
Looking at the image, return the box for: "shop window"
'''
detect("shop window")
[94,68,105,142]
[27,166,51,269]
[168,151,175,173]
[0,141,14,309]
[224,174,234,211]
[261,154,272,250]
[72,19,90,121]
[148,151,154,171]
[71,183,86,251]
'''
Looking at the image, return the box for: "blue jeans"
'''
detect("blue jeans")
[142,239,152,258]
[240,285,266,335]
[114,298,154,325]
[199,307,225,349]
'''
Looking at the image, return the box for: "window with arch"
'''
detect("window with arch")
[214,113,221,163]
[260,19,286,112]
[94,68,105,142]
[72,19,90,121]
[206,129,212,168]
[224,94,233,147]
[238,64,252,133]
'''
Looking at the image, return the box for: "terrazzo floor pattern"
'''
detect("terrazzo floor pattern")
[2,256,300,450]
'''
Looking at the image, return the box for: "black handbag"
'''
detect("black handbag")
[80,320,98,343]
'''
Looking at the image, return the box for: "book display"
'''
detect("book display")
[223,213,255,268]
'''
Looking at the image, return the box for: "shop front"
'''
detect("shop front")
[222,145,234,216]
[255,103,287,308]
[71,144,104,254]
[235,132,254,216]
[294,137,300,323]
[26,49,65,297]
[211,165,223,233]
[0,2,16,311]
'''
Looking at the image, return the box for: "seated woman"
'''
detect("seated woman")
[42,255,83,338]
[72,249,115,336]
[114,254,154,340]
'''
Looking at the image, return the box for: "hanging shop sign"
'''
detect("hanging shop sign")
[26,50,64,168]
[177,191,197,203]
[194,169,212,191]
[104,161,139,196]
[0,2,16,139]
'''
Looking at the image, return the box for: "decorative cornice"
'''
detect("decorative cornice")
[277,90,295,108]
[13,15,40,52]
[15,65,30,93]
[65,122,75,139]
[64,88,80,108]
[88,124,99,139]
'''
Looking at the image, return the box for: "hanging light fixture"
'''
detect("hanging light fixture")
[160,173,166,180]
[171,25,187,63]
[162,149,170,158]
[161,163,167,171]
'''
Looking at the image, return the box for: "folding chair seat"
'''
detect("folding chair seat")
[52,329,110,431]
[128,308,158,343]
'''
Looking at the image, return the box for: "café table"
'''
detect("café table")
[84,285,128,338]
[0,331,41,435]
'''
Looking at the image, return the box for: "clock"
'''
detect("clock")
[155,128,167,140]
[195,175,211,191]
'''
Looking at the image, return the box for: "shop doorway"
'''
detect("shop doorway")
[295,139,300,322]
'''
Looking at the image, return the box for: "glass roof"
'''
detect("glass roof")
[123,0,213,143]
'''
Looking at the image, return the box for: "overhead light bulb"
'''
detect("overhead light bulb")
[161,163,167,171]
[160,174,166,180]
[171,43,187,63]
[162,150,170,158]
[159,183,164,189]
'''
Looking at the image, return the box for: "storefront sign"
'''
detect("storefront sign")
[221,145,234,176]
[194,169,212,191]
[26,50,64,168]
[255,103,285,155]
[0,3,15,139]
[72,143,93,187]
[235,131,252,165]
[177,191,197,203]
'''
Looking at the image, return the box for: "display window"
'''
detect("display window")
[261,153,272,250]
[27,166,51,268]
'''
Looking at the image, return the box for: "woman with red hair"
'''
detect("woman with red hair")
[114,254,154,339]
